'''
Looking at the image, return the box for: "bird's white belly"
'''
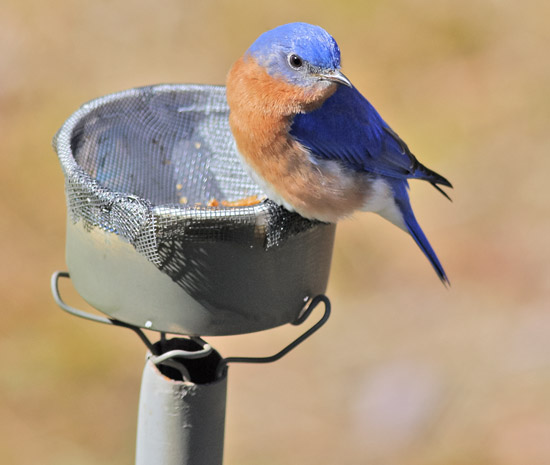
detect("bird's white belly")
[362,178,406,231]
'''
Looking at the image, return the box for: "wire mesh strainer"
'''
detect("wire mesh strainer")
[54,84,335,336]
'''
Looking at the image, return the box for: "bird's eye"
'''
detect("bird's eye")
[288,54,304,69]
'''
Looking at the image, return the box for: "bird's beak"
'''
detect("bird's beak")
[318,69,352,87]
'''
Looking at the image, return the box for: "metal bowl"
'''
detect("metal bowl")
[54,84,335,336]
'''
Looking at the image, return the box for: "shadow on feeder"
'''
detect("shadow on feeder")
[51,85,335,465]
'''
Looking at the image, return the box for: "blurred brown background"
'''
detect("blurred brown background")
[1,0,549,464]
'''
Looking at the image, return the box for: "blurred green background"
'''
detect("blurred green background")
[1,0,549,464]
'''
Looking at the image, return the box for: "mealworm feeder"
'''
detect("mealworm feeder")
[52,85,335,465]
[53,84,335,336]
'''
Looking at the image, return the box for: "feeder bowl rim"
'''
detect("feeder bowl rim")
[53,83,268,220]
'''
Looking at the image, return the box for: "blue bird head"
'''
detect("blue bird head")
[246,22,351,88]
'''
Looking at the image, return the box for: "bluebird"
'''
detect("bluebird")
[226,22,452,283]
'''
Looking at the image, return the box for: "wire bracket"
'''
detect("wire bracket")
[215,294,331,378]
[51,271,331,379]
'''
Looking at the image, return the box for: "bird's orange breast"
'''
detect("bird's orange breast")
[226,56,369,222]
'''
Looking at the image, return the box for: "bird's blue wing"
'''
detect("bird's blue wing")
[290,85,448,185]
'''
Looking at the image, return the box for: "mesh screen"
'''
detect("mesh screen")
[54,84,319,281]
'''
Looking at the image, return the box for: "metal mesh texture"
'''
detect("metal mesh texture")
[54,84,320,285]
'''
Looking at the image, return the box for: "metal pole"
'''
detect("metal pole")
[135,338,227,465]
[52,273,331,465]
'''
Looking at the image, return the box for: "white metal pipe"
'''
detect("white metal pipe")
[135,356,227,465]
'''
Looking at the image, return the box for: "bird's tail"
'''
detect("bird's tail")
[414,162,453,201]
[391,182,450,285]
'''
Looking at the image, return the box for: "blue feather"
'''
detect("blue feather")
[389,180,449,284]
[290,84,451,283]
[248,23,341,70]
[291,85,452,189]
[246,23,342,87]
